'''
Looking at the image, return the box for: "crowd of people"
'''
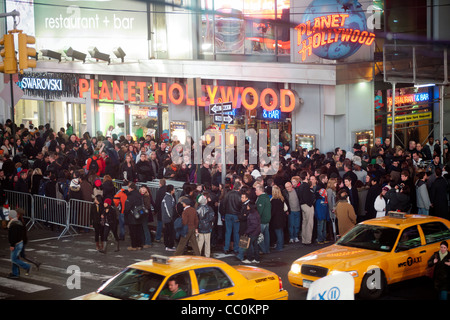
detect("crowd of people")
[1,121,450,267]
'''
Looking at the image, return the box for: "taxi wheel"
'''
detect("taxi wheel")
[358,269,386,300]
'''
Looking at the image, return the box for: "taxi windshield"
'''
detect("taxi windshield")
[336,224,400,252]
[98,268,165,300]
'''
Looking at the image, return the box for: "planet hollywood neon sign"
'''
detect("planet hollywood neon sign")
[295,0,376,61]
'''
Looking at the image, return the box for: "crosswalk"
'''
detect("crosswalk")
[0,235,131,300]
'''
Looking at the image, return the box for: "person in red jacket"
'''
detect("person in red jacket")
[85,155,105,176]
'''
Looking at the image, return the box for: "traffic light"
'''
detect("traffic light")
[0,33,17,74]
[18,32,36,74]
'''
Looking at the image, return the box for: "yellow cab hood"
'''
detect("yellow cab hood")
[295,244,386,271]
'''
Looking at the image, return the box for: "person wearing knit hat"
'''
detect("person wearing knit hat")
[196,195,215,257]
[7,210,31,279]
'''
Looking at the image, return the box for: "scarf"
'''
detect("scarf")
[439,251,448,261]
[319,188,328,204]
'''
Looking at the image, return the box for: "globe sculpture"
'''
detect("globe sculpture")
[302,0,367,60]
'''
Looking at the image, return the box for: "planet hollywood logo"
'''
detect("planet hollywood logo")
[295,0,376,61]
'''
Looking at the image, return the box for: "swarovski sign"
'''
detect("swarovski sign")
[19,77,63,91]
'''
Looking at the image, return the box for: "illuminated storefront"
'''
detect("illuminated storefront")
[0,0,379,153]
[374,85,437,148]
[14,73,88,137]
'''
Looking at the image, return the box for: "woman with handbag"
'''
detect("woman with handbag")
[270,186,288,251]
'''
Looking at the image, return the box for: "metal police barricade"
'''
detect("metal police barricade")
[4,190,34,229]
[32,195,74,239]
[68,199,94,231]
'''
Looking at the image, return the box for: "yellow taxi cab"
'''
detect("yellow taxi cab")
[288,212,450,299]
[79,255,288,300]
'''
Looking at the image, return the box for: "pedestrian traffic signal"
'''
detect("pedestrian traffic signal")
[0,33,17,74]
[18,32,36,74]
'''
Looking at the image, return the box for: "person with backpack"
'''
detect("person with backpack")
[113,180,130,241]
[196,195,215,257]
[86,154,104,176]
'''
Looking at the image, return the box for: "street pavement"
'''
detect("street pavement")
[0,225,313,300]
[0,225,438,301]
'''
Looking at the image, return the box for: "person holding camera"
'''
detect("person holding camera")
[385,182,411,213]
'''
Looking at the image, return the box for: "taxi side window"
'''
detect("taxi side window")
[396,226,422,252]
[157,271,192,300]
[195,267,233,294]
[420,222,450,245]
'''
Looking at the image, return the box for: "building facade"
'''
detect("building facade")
[0,0,448,153]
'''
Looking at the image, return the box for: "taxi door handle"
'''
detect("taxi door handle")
[420,250,426,254]
[227,292,235,296]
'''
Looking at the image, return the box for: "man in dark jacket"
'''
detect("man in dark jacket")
[24,139,39,160]
[7,210,31,278]
[223,181,242,254]
[298,171,315,245]
[161,184,176,251]
[430,168,449,220]
[136,153,154,182]
[124,183,145,250]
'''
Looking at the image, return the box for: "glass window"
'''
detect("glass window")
[395,226,422,252]
[195,267,233,293]
[200,0,290,56]
[157,272,192,300]
[336,224,400,252]
[421,222,450,245]
[98,103,126,138]
[97,268,165,300]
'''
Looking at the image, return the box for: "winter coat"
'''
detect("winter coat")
[224,190,242,215]
[142,193,153,222]
[256,193,271,224]
[197,204,215,233]
[365,184,382,220]
[136,160,153,182]
[374,195,387,218]
[90,203,103,226]
[428,250,450,291]
[416,180,431,210]
[161,192,175,224]
[270,198,287,229]
[335,200,357,236]
[238,200,250,236]
[385,189,411,213]
[430,177,449,219]
[124,189,143,225]
[314,195,329,221]
[245,208,261,237]
[102,180,115,201]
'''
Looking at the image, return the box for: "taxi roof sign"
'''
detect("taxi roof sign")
[388,211,407,219]
[151,254,171,264]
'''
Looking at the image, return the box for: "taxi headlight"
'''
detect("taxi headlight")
[290,264,301,274]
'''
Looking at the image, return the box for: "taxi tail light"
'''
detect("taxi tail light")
[278,276,284,291]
